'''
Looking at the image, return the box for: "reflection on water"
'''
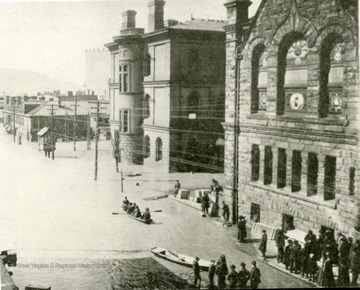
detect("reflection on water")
[12,257,188,290]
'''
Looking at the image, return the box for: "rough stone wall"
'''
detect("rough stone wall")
[225,0,359,235]
[120,133,143,164]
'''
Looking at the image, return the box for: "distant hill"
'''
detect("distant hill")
[0,68,80,96]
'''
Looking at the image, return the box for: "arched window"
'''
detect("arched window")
[277,32,306,116]
[251,44,266,113]
[156,138,163,161]
[143,94,150,119]
[144,53,151,76]
[188,93,199,114]
[319,33,344,118]
[143,135,150,158]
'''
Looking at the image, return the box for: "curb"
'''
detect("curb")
[169,195,318,288]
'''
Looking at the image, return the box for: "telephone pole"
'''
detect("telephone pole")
[12,100,16,143]
[47,104,56,160]
[90,100,108,181]
[86,112,91,150]
[70,95,79,151]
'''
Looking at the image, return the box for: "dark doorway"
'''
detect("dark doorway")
[251,203,260,223]
[282,214,295,233]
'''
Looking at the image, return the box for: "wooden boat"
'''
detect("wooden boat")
[150,247,211,270]
[128,213,153,224]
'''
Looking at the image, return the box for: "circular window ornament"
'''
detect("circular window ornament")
[289,93,304,111]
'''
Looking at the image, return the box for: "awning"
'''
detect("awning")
[37,127,49,136]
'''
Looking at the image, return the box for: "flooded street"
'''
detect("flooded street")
[0,129,311,289]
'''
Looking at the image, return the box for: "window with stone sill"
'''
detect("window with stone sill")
[291,150,302,193]
[143,94,151,119]
[349,167,355,196]
[119,65,130,93]
[251,144,260,182]
[119,109,131,133]
[144,135,150,158]
[144,53,151,77]
[319,33,345,118]
[251,44,267,114]
[155,137,163,162]
[277,33,307,116]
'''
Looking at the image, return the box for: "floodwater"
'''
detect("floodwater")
[0,129,312,289]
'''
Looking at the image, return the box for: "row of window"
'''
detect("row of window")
[143,135,162,162]
[250,145,356,201]
[142,92,201,119]
[251,32,346,117]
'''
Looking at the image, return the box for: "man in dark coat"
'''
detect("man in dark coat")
[249,261,261,289]
[275,230,286,263]
[284,239,293,270]
[289,240,301,274]
[259,230,267,259]
[215,255,228,289]
[142,208,152,224]
[301,241,311,278]
[201,192,210,214]
[337,259,350,287]
[304,230,317,254]
[238,262,250,288]
[221,201,230,223]
[350,240,360,286]
[208,259,216,289]
[322,252,335,287]
[237,216,247,243]
[174,180,181,197]
[227,265,238,289]
[193,257,201,288]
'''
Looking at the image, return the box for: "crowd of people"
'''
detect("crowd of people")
[122,196,152,222]
[273,229,360,287]
[193,255,262,289]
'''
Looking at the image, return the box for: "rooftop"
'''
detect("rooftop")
[170,18,225,32]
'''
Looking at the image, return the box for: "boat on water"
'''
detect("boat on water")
[128,214,153,224]
[150,247,211,270]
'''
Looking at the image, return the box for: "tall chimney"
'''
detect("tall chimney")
[148,0,165,33]
[122,10,137,30]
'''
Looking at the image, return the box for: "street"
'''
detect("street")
[0,129,312,289]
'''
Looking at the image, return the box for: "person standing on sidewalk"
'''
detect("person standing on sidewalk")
[284,239,293,270]
[208,259,216,289]
[221,201,230,223]
[192,257,201,288]
[238,262,250,288]
[258,230,267,259]
[275,230,285,263]
[249,261,261,289]
[237,216,247,243]
[350,240,360,286]
[215,254,228,289]
[227,265,238,289]
[201,192,210,214]
[174,180,181,197]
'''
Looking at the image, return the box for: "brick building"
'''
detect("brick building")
[223,0,360,239]
[106,0,226,172]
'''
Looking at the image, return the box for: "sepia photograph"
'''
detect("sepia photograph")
[0,0,359,289]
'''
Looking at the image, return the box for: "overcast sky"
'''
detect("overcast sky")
[0,0,261,88]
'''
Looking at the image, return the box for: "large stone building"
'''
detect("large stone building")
[223,0,360,239]
[106,1,226,172]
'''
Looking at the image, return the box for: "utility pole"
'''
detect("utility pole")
[70,95,79,151]
[12,100,16,143]
[120,170,124,193]
[86,112,91,150]
[47,104,56,160]
[65,111,67,142]
[90,100,108,181]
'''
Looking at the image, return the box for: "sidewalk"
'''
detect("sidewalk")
[169,195,319,288]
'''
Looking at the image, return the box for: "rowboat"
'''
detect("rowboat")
[150,247,211,270]
[128,213,153,224]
